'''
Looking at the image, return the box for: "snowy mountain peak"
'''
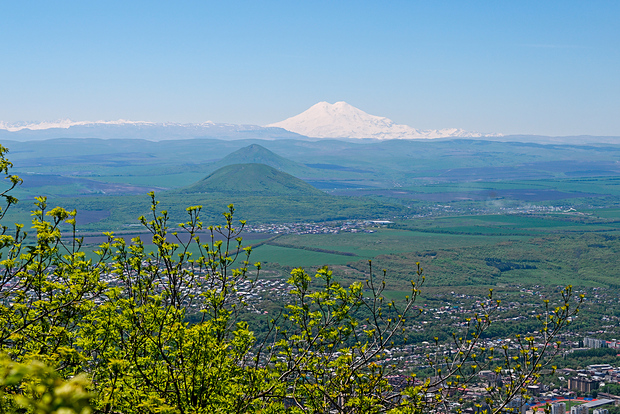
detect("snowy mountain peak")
[267,102,501,140]
[0,119,160,132]
[0,119,222,132]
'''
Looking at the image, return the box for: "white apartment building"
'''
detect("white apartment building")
[571,404,588,414]
[551,402,566,414]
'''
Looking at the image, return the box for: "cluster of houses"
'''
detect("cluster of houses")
[245,220,385,235]
[236,278,292,313]
[379,337,620,414]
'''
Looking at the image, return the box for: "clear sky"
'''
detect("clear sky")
[1,1,619,136]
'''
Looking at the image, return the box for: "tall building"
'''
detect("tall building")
[551,402,566,414]
[568,377,600,393]
[571,405,588,414]
[584,337,607,349]
[503,397,527,414]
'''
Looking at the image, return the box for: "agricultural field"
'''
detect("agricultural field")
[245,213,620,292]
[5,137,620,295]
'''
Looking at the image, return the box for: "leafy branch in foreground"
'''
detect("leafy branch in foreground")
[0,356,92,414]
[252,262,423,413]
[0,145,22,224]
[411,286,582,414]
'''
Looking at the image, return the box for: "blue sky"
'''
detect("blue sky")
[1,1,619,136]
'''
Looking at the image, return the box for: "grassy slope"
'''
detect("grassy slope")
[179,163,326,196]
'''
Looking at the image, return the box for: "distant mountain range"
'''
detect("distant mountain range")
[2,103,620,144]
[0,103,498,142]
[267,101,502,140]
[0,120,303,142]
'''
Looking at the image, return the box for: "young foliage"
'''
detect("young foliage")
[79,196,281,413]
[0,145,22,224]
[0,356,92,414]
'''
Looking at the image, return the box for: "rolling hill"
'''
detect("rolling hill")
[179,163,326,196]
[206,144,309,176]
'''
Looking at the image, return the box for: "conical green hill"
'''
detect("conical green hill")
[179,163,325,196]
[212,144,305,174]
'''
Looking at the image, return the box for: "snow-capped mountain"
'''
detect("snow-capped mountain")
[267,101,501,139]
[0,119,161,132]
[0,119,302,141]
[1,103,501,142]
